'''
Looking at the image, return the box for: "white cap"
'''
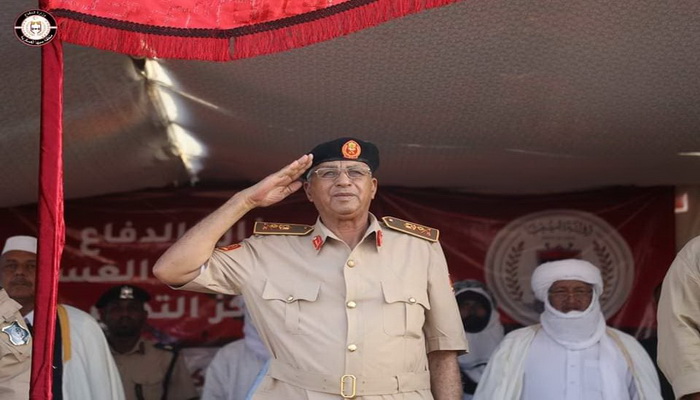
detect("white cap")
[2,236,38,255]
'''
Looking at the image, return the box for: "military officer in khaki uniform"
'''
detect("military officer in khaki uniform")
[0,287,31,400]
[154,137,468,399]
[97,285,199,400]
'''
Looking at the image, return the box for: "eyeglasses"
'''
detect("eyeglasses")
[308,166,372,180]
[548,288,593,300]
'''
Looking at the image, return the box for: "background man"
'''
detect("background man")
[453,280,504,400]
[474,259,660,400]
[153,137,468,399]
[202,301,270,400]
[0,287,31,399]
[1,235,124,399]
[97,284,199,400]
[658,235,700,400]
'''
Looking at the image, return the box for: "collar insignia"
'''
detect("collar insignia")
[312,235,324,250]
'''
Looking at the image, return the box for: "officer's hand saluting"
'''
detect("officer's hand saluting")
[241,154,313,210]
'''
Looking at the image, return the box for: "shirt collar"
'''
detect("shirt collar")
[310,213,384,252]
[112,337,147,355]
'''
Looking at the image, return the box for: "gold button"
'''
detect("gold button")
[286,295,295,302]
[347,344,358,352]
[347,301,357,309]
[347,260,356,268]
[408,297,416,304]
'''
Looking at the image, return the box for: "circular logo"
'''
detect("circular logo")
[341,140,361,159]
[14,10,57,47]
[485,209,634,325]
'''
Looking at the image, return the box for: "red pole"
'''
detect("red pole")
[31,37,64,400]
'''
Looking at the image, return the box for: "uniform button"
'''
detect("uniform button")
[286,295,295,302]
[347,344,358,352]
[347,260,356,268]
[347,301,357,309]
[408,297,416,304]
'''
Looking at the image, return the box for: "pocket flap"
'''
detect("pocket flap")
[262,279,321,303]
[381,281,430,309]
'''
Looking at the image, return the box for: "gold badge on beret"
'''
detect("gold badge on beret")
[341,140,361,159]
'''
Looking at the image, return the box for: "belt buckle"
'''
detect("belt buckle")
[340,374,356,399]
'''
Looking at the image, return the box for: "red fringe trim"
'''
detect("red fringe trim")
[55,0,460,61]
[234,0,459,60]
[57,18,231,61]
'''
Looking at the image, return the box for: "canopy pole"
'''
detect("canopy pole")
[31,37,65,400]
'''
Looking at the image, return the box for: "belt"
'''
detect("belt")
[268,360,431,398]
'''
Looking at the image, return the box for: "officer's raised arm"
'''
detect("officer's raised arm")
[152,154,313,287]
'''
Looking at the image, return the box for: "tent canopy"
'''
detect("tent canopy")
[3,0,700,208]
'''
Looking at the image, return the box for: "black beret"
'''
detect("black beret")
[306,137,380,178]
[96,285,151,308]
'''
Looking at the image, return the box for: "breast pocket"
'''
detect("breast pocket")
[381,281,430,338]
[262,279,321,335]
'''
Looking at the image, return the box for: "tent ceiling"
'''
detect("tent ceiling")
[2,0,700,208]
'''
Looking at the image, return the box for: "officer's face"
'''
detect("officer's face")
[100,299,148,337]
[0,250,37,304]
[304,161,377,221]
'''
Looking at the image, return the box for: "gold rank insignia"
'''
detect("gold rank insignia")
[382,216,440,242]
[254,222,314,235]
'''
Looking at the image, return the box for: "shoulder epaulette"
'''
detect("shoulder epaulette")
[254,221,314,236]
[382,216,439,242]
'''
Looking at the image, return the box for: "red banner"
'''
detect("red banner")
[0,185,674,345]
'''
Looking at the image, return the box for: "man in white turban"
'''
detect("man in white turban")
[1,235,125,399]
[474,259,661,400]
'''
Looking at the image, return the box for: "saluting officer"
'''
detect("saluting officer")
[97,285,199,400]
[154,137,468,400]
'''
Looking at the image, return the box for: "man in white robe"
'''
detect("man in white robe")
[474,259,661,400]
[1,235,125,400]
[202,305,270,400]
[453,280,504,400]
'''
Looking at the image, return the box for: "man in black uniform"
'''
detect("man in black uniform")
[97,285,199,400]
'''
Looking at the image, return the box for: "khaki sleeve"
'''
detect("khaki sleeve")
[0,290,31,400]
[423,241,469,354]
[176,238,259,295]
[658,236,700,398]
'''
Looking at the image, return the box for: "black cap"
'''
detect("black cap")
[96,285,151,308]
[306,137,380,177]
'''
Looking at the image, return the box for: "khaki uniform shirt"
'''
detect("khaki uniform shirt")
[180,215,468,399]
[0,288,31,400]
[111,338,198,400]
[658,235,700,398]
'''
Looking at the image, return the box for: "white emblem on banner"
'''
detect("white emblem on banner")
[485,209,634,325]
